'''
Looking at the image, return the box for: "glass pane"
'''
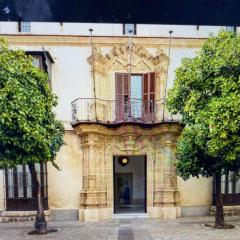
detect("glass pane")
[32,57,40,68]
[131,75,142,118]
[7,169,14,198]
[25,165,32,198]
[17,165,24,198]
[21,22,31,32]
[236,175,240,193]
[124,24,135,35]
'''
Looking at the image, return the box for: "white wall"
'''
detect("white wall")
[9,44,93,124]
[7,43,202,125]
[167,48,199,90]
[137,24,224,38]
[3,23,225,127]
[0,21,225,38]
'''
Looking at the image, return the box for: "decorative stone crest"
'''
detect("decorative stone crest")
[115,134,146,152]
[87,42,169,100]
[88,42,168,73]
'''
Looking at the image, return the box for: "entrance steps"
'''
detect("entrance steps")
[112,213,148,219]
[0,210,51,223]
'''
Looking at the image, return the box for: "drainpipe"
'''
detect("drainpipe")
[163,30,173,121]
[89,28,98,121]
[128,29,133,119]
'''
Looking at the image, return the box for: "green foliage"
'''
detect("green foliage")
[167,31,240,179]
[0,40,64,168]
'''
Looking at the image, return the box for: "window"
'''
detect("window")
[5,163,48,210]
[115,73,155,122]
[213,171,240,206]
[225,26,235,32]
[18,22,31,33]
[26,51,54,87]
[123,24,137,35]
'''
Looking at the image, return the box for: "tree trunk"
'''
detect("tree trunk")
[215,172,224,228]
[28,163,47,234]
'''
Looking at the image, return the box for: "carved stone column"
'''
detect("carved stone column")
[153,126,181,218]
[78,131,109,221]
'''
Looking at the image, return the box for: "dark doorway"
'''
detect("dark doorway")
[113,155,146,213]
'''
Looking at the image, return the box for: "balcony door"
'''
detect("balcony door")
[115,73,155,122]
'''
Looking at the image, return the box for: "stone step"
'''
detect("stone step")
[210,205,240,217]
[0,210,50,223]
[112,213,148,219]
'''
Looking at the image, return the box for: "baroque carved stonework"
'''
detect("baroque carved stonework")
[73,123,183,213]
[114,134,146,152]
[88,43,168,73]
[87,42,169,100]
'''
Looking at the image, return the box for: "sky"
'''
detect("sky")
[0,0,239,25]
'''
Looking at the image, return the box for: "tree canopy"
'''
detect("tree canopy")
[0,40,64,169]
[167,31,240,179]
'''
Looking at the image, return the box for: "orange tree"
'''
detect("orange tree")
[167,31,240,228]
[0,40,64,234]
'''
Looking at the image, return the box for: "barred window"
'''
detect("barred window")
[18,22,31,33]
[225,26,235,32]
[213,171,240,206]
[123,24,136,35]
[5,163,48,211]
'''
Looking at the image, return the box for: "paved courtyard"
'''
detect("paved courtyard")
[0,216,239,240]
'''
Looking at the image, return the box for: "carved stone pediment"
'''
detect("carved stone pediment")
[87,42,170,100]
[88,42,169,74]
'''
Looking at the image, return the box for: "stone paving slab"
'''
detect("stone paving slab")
[0,216,239,240]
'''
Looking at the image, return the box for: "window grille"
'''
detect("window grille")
[123,24,137,35]
[225,26,235,32]
[213,171,240,206]
[5,163,48,211]
[18,22,31,33]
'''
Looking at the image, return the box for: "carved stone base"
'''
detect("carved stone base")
[79,208,112,222]
[154,190,179,207]
[80,191,107,208]
[162,206,181,219]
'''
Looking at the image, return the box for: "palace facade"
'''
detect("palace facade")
[0,22,239,222]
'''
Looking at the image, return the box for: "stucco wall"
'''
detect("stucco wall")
[0,22,224,37]
[8,43,201,124]
[178,176,213,216]
[48,131,82,210]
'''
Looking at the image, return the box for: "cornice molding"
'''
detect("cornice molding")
[1,34,206,48]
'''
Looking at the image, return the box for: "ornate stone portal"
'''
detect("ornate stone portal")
[72,41,182,221]
[73,123,182,221]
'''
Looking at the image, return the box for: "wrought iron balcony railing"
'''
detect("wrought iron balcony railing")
[71,98,181,125]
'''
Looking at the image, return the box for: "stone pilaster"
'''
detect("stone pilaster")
[153,131,180,218]
[79,132,109,221]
